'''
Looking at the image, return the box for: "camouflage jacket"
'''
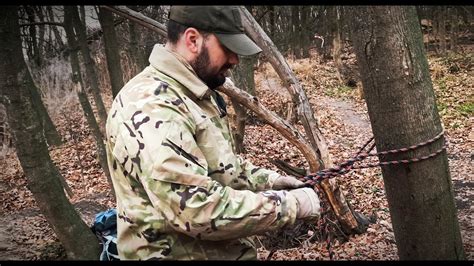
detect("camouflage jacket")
[105,45,299,260]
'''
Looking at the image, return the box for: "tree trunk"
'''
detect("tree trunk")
[269,6,275,41]
[449,7,458,52]
[300,6,311,58]
[64,6,115,197]
[127,6,147,72]
[28,82,64,147]
[333,6,344,83]
[321,6,335,61]
[291,6,301,59]
[35,6,46,64]
[438,6,447,56]
[347,6,465,260]
[230,54,257,154]
[0,6,100,260]
[69,5,108,135]
[97,6,124,99]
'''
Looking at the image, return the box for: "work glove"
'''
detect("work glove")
[288,187,321,220]
[272,175,306,190]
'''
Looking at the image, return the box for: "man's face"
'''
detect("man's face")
[190,34,239,89]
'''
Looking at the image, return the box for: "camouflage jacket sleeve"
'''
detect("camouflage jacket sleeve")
[233,155,283,191]
[110,97,298,241]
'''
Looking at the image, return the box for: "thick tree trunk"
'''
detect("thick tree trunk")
[347,6,465,260]
[35,6,46,65]
[230,54,257,154]
[0,6,100,260]
[300,6,311,58]
[69,6,108,135]
[321,6,335,61]
[97,6,124,99]
[28,83,63,147]
[64,6,115,197]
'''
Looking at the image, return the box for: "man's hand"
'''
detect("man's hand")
[272,175,306,190]
[288,188,321,220]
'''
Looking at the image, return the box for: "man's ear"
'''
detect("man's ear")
[183,27,203,54]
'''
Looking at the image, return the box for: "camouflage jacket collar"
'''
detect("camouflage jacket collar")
[148,44,211,100]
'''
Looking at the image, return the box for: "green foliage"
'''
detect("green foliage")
[457,102,474,116]
[325,85,355,98]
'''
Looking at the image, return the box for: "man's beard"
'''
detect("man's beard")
[190,45,232,90]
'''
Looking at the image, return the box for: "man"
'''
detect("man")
[105,6,321,260]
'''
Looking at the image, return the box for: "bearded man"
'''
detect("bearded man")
[105,6,321,260]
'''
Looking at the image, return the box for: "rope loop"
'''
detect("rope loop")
[301,130,446,185]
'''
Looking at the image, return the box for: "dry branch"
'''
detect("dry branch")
[239,6,368,234]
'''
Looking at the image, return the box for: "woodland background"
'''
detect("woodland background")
[0,6,472,260]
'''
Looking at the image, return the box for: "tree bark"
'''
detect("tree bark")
[0,6,100,260]
[64,6,115,197]
[347,6,465,260]
[35,6,46,65]
[449,7,458,52]
[230,54,257,154]
[300,6,311,58]
[97,6,125,99]
[333,6,344,83]
[291,6,301,59]
[127,6,147,72]
[27,80,63,147]
[438,6,448,56]
[69,5,108,135]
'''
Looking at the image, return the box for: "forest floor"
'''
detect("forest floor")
[0,49,472,260]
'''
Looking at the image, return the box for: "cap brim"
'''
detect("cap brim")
[215,33,262,56]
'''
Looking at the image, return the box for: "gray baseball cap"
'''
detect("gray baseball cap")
[169,6,262,56]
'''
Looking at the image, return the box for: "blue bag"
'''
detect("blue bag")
[91,208,120,261]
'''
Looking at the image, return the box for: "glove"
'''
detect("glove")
[272,175,306,190]
[288,188,321,220]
